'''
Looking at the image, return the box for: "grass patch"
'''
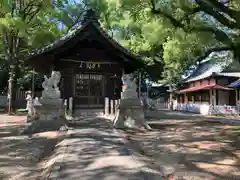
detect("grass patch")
[16,109,27,112]
[14,109,27,116]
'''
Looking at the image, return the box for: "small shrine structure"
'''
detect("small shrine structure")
[27,9,145,113]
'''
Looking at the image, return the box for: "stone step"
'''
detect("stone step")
[73,109,104,118]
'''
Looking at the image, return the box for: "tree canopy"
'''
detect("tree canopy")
[0,0,69,111]
[0,0,239,111]
[83,0,240,85]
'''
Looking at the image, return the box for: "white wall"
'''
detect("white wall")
[176,103,238,115]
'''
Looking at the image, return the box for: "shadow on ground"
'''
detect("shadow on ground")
[48,117,163,180]
[0,116,65,180]
[123,110,240,180]
[145,109,240,122]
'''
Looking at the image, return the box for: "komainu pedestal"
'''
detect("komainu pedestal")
[22,71,67,135]
[114,99,151,129]
[34,99,63,121]
[113,74,151,130]
[34,71,64,120]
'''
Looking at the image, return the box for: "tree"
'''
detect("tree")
[0,0,65,113]
[118,0,240,84]
[150,0,240,59]
[83,0,239,86]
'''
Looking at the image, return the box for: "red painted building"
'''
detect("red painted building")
[174,58,240,114]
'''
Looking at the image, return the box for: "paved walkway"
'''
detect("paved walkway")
[48,117,163,180]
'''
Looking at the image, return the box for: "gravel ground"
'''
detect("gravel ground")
[123,110,240,180]
[0,115,66,180]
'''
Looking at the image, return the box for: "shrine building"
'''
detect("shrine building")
[27,9,145,112]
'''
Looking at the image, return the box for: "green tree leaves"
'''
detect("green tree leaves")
[91,0,240,85]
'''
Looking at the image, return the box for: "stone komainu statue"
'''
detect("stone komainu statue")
[122,74,137,99]
[42,71,61,99]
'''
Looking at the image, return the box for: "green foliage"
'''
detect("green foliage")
[88,0,240,85]
[1,0,239,91]
[0,0,67,91]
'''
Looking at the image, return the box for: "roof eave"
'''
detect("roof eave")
[26,19,145,72]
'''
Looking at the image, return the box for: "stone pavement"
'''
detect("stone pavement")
[48,117,163,180]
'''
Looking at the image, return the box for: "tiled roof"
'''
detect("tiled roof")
[28,9,141,62]
[228,79,240,88]
[29,26,83,56]
[185,58,226,82]
[179,84,232,93]
[185,53,240,82]
[216,72,240,77]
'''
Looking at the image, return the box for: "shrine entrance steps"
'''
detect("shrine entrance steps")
[73,109,104,119]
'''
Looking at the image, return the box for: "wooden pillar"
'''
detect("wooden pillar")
[210,89,216,106]
[184,93,187,103]
[213,89,216,106]
[209,90,212,105]
[191,95,194,103]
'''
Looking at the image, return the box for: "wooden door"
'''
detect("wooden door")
[74,73,105,108]
[229,90,236,105]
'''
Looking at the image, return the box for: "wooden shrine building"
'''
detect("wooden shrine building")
[27,9,145,110]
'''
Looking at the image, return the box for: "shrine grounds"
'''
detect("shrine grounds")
[125,110,240,179]
[0,115,66,179]
[0,110,239,179]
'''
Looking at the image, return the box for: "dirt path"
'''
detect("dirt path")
[123,110,240,180]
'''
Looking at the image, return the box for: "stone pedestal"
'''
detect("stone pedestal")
[114,99,150,129]
[34,98,64,121]
[21,71,69,135]
[114,73,151,130]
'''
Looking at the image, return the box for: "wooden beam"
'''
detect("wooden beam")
[60,58,119,64]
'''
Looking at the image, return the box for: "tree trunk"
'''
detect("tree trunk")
[8,63,20,114]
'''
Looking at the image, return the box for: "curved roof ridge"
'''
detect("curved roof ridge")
[185,57,232,82]
[27,10,142,64]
